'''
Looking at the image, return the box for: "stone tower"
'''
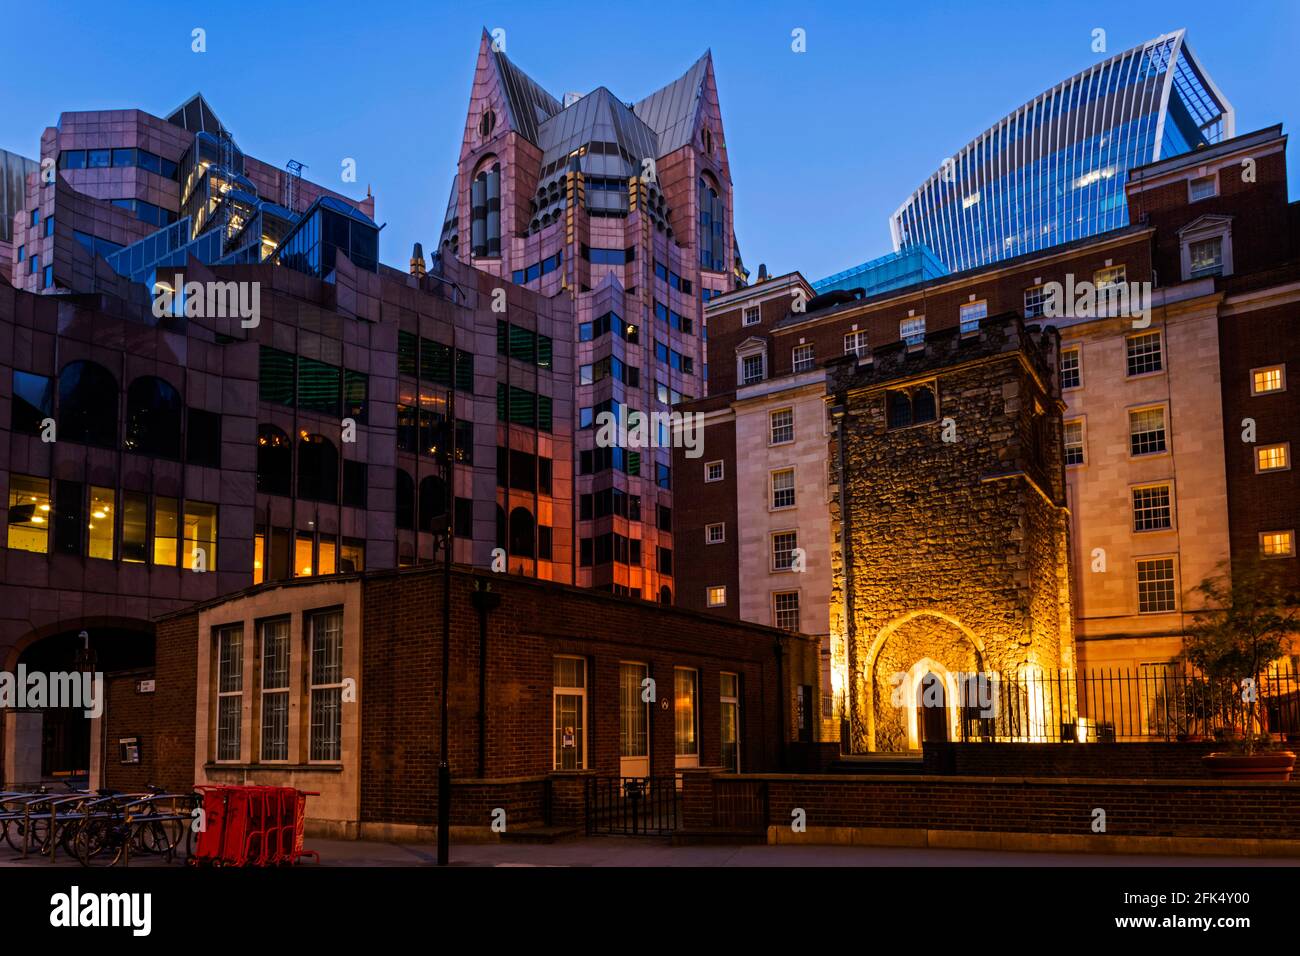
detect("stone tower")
[828,314,1075,752]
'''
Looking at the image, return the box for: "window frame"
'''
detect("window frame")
[1131,482,1174,533]
[1255,442,1291,474]
[1127,404,1169,458]
[1259,530,1296,559]
[791,343,815,373]
[1135,556,1178,615]
[258,616,292,762]
[307,607,345,763]
[742,306,761,327]
[705,522,725,545]
[959,300,987,335]
[553,655,587,771]
[1250,364,1286,396]
[770,467,796,510]
[214,624,244,763]
[1060,345,1082,390]
[704,459,724,482]
[843,330,870,358]
[1188,174,1218,203]
[770,529,799,572]
[1063,418,1086,467]
[1125,330,1164,378]
[769,408,794,446]
[706,585,727,607]
[772,590,800,631]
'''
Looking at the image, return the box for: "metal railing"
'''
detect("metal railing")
[585,777,679,836]
[951,664,1300,743]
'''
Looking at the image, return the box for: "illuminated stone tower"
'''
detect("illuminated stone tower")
[828,314,1075,752]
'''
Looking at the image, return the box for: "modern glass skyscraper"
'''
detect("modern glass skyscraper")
[890,30,1233,273]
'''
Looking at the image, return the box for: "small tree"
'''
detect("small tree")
[1179,556,1300,754]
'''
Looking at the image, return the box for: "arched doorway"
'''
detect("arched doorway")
[917,671,949,745]
[4,624,153,787]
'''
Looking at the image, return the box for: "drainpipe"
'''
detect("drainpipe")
[831,398,857,753]
[774,638,786,770]
[470,578,500,778]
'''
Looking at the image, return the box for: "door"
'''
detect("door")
[620,662,649,778]
[918,672,948,745]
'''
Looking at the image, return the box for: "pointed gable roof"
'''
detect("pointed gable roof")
[537,87,659,168]
[166,93,225,135]
[483,29,562,145]
[632,52,711,156]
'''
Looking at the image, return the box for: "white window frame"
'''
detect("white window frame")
[792,343,815,373]
[843,330,870,358]
[1188,174,1218,203]
[1136,556,1178,615]
[1250,364,1286,396]
[1179,217,1233,281]
[1060,345,1082,390]
[1131,482,1174,533]
[1259,530,1296,559]
[706,585,727,607]
[772,590,800,630]
[705,459,724,482]
[1024,285,1048,319]
[739,351,766,385]
[705,522,725,545]
[900,316,926,348]
[771,529,798,572]
[1125,330,1164,378]
[742,305,761,326]
[553,655,588,771]
[959,300,987,335]
[1128,404,1168,458]
[1064,418,1086,467]
[771,467,796,510]
[1094,265,1127,289]
[769,408,794,446]
[1255,442,1291,474]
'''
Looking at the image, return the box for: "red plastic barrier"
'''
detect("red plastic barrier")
[190,785,318,867]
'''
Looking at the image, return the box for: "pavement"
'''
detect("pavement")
[4,836,1300,868]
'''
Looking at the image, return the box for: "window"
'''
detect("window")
[959,300,987,334]
[1024,285,1048,319]
[256,426,292,496]
[470,162,501,258]
[309,609,344,761]
[1256,443,1290,473]
[1251,365,1286,396]
[900,316,926,347]
[1094,265,1126,289]
[706,522,725,545]
[29,254,38,275]
[844,330,870,358]
[792,344,815,373]
[770,408,794,445]
[183,501,217,571]
[1126,332,1163,377]
[154,497,178,566]
[698,175,724,271]
[6,475,51,553]
[674,668,699,759]
[1136,558,1177,613]
[122,492,148,563]
[720,673,740,773]
[260,619,290,761]
[1188,175,1217,202]
[42,265,53,289]
[1260,531,1295,558]
[619,663,649,764]
[771,468,795,509]
[125,376,183,458]
[1064,420,1085,466]
[741,353,765,385]
[743,306,760,326]
[773,591,800,630]
[705,460,724,482]
[1129,407,1167,456]
[707,585,727,606]
[87,486,115,560]
[58,360,118,448]
[772,530,798,571]
[553,657,586,770]
[187,408,222,468]
[886,384,937,429]
[11,370,53,436]
[216,625,243,762]
[298,434,338,503]
[1060,347,1081,389]
[1189,237,1223,277]
[1132,485,1172,532]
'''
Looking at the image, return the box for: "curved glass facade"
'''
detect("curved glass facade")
[890,30,1233,273]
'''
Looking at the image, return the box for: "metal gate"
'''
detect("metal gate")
[585,776,678,836]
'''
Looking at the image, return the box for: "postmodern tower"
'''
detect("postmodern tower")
[890,29,1233,273]
[437,31,748,601]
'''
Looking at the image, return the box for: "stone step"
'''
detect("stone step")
[499,825,582,844]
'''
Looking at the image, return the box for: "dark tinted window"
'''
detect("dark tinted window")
[342,460,367,509]
[58,361,118,447]
[395,469,415,529]
[186,408,222,467]
[297,434,338,503]
[12,371,53,435]
[257,425,292,496]
[124,376,182,458]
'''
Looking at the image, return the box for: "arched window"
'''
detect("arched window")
[660,585,672,605]
[418,475,447,532]
[124,376,182,458]
[470,160,501,258]
[58,360,118,447]
[478,109,496,139]
[257,425,292,496]
[297,433,338,503]
[395,469,415,530]
[508,507,535,558]
[887,390,913,429]
[886,383,939,430]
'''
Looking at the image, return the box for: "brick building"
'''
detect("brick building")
[675,124,1299,749]
[97,566,820,838]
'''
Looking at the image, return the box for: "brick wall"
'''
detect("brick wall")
[101,671,155,793]
[922,741,1229,778]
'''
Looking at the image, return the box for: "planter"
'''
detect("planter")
[1201,751,1296,781]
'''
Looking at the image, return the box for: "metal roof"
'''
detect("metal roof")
[537,87,659,169]
[632,52,710,156]
[490,43,563,145]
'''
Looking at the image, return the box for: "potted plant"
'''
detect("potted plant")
[1180,557,1300,781]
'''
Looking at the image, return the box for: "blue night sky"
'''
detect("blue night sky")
[2,0,1297,280]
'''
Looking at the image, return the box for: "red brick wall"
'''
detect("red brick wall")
[672,411,739,616]
[101,671,156,793]
[922,741,1228,778]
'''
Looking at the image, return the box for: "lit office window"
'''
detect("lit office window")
[674,668,699,757]
[619,663,649,763]
[154,497,179,566]
[720,673,740,773]
[295,532,314,577]
[1256,443,1290,473]
[707,585,727,606]
[1137,558,1177,614]
[1260,531,1295,558]
[183,501,217,571]
[121,492,148,563]
[253,532,265,585]
[1251,365,1285,395]
[6,475,51,553]
[87,486,115,560]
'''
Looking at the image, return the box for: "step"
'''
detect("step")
[499,825,582,844]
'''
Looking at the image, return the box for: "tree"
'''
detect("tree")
[1179,556,1300,754]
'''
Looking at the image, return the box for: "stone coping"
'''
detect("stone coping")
[708,772,1300,787]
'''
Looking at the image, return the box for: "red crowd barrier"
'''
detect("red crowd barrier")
[191,786,319,867]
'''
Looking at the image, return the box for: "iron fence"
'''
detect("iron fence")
[584,776,679,836]
[951,663,1300,743]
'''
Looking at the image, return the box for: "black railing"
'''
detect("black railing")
[951,664,1300,743]
[585,777,678,836]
